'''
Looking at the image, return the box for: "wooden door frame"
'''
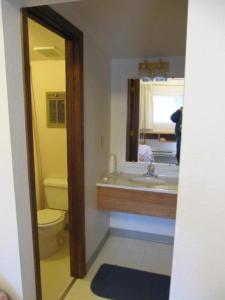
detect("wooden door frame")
[21,6,86,299]
[126,79,140,161]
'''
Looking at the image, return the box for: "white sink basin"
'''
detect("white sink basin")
[130,176,166,185]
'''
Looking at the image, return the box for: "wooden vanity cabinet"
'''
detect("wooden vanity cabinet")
[97,186,177,219]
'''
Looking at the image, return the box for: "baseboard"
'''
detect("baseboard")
[86,229,110,272]
[110,228,174,245]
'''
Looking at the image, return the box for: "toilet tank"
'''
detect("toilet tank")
[43,178,68,211]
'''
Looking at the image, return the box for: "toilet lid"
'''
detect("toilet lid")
[38,209,63,225]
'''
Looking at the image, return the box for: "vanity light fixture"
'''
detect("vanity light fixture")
[139,59,169,81]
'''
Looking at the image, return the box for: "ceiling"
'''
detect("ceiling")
[28,18,65,61]
[52,0,188,59]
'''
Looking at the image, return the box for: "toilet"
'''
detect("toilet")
[37,177,68,259]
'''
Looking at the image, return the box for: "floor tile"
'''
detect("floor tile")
[65,235,173,299]
[40,230,73,300]
[64,279,107,300]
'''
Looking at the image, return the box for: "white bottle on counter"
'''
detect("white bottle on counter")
[108,154,117,174]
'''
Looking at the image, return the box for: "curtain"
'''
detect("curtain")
[140,83,153,131]
[139,80,184,134]
[152,83,184,97]
[30,67,45,210]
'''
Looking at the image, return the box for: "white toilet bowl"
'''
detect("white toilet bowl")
[38,209,66,259]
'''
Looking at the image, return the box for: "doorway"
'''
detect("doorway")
[22,6,86,299]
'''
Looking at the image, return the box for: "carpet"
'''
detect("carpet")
[91,264,171,300]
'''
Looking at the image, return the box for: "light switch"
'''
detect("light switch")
[101,135,103,148]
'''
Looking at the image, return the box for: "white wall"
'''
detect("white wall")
[110,213,175,237]
[170,1,225,299]
[0,0,36,299]
[0,2,23,298]
[83,25,111,263]
[52,4,111,262]
[110,56,184,237]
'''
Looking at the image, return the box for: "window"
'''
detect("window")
[153,95,183,130]
[46,92,66,128]
[140,79,184,133]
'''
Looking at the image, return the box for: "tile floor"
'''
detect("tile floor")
[64,235,174,300]
[40,230,73,300]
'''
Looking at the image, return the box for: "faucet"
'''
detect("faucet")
[144,160,158,178]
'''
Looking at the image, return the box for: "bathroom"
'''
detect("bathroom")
[28,18,72,299]
[1,0,225,300]
[24,1,187,299]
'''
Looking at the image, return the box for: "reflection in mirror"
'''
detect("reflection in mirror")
[126,78,184,164]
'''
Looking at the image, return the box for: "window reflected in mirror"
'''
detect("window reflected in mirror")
[126,78,184,164]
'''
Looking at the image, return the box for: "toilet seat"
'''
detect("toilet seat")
[38,209,64,226]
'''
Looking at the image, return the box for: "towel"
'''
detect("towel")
[138,144,154,162]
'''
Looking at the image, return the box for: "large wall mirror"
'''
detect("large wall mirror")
[126,78,184,164]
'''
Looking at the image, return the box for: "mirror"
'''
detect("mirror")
[126,78,184,164]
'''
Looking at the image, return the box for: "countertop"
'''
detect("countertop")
[97,172,178,195]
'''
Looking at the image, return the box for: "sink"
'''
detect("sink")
[130,176,166,185]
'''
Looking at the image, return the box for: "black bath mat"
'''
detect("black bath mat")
[91,264,170,300]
